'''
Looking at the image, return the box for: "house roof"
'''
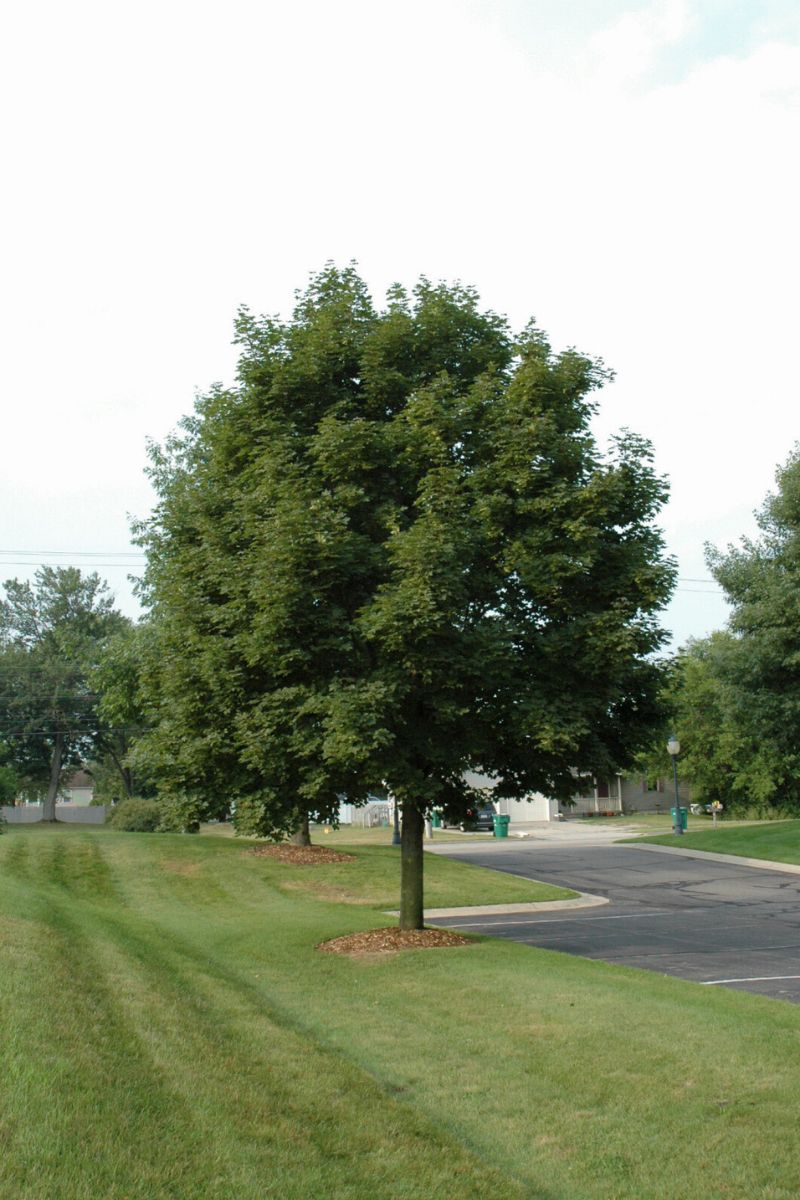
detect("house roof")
[65,769,94,789]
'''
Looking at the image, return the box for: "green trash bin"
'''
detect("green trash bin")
[671,806,688,832]
[493,814,510,838]
[431,811,441,829]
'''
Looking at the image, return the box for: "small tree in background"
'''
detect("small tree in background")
[638,451,800,818]
[0,746,18,806]
[137,266,675,926]
[638,634,782,813]
[0,568,127,820]
[700,449,800,812]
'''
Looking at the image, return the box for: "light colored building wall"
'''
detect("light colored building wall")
[494,793,560,821]
[618,775,691,813]
[463,772,560,822]
[62,786,94,807]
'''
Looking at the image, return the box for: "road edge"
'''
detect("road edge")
[621,841,800,876]
[387,891,610,919]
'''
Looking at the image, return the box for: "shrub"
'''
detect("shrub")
[108,798,163,832]
[156,794,202,833]
[0,763,19,806]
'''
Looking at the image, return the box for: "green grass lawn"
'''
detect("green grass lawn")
[257,844,575,909]
[202,820,496,845]
[576,812,678,832]
[200,825,573,906]
[575,812,757,834]
[639,817,800,864]
[3,826,800,1199]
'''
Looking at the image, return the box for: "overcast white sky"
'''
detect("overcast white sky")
[2,0,798,646]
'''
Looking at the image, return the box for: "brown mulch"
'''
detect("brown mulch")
[318,926,473,956]
[248,844,357,866]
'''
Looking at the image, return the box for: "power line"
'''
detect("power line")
[1,554,727,602]
[0,562,142,568]
[1,555,721,577]
[0,726,152,738]
[0,550,144,558]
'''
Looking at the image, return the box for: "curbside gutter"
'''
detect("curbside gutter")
[387,891,609,919]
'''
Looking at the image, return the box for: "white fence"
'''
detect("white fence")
[2,805,107,825]
[340,801,391,828]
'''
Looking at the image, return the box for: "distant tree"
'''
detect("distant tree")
[703,449,800,810]
[89,622,153,801]
[137,265,675,926]
[0,568,126,820]
[0,744,19,805]
[639,635,781,812]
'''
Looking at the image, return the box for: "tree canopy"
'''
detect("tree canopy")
[695,449,800,811]
[0,567,127,818]
[639,632,783,811]
[137,265,675,925]
[88,621,153,802]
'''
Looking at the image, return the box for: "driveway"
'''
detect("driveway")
[427,837,800,1003]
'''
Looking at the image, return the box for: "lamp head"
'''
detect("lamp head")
[667,735,680,757]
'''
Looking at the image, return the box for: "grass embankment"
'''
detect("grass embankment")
[640,817,800,865]
[263,843,574,908]
[572,813,757,834]
[203,821,497,845]
[586,812,683,832]
[2,827,800,1199]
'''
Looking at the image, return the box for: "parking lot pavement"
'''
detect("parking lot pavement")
[435,821,648,848]
[426,841,800,1003]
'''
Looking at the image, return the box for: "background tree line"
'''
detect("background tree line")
[0,568,153,818]
[643,450,800,816]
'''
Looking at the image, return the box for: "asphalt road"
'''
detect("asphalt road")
[428,840,800,1003]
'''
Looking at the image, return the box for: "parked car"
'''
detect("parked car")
[442,803,496,832]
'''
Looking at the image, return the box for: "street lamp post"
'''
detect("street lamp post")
[667,735,683,836]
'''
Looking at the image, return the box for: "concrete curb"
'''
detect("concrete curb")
[387,891,609,919]
[622,841,800,876]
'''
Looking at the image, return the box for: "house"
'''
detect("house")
[464,770,691,822]
[335,769,692,828]
[564,774,691,817]
[1,767,102,824]
[61,769,95,806]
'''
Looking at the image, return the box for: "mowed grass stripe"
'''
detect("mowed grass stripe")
[89,913,526,1200]
[0,887,211,1199]
[0,832,530,1200]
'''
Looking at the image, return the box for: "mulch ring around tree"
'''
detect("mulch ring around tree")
[248,844,357,866]
[318,927,473,956]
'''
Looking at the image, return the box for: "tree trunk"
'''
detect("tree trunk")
[43,731,64,822]
[289,810,311,846]
[108,748,134,799]
[399,802,425,930]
